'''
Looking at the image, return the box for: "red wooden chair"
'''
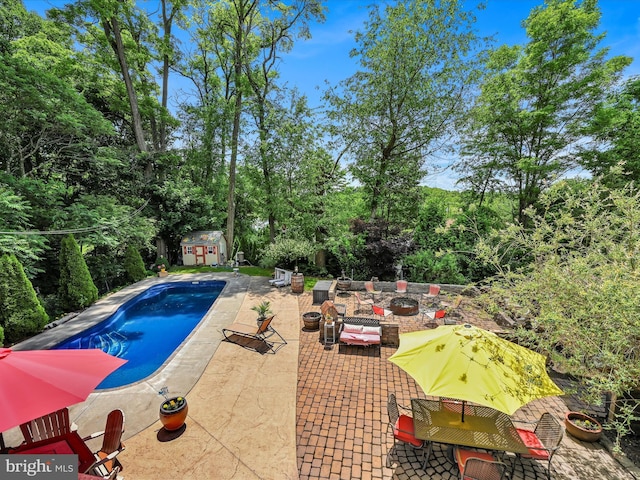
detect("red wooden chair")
[83,409,125,479]
[20,407,75,444]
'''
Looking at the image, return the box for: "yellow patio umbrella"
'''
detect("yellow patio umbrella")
[388,324,563,418]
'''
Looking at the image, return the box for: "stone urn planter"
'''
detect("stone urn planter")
[159,396,188,431]
[565,411,602,442]
[302,311,321,331]
[336,270,352,292]
[336,277,351,291]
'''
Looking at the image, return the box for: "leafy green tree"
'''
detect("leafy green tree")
[243,0,325,242]
[326,0,486,224]
[457,0,630,225]
[403,249,465,285]
[0,253,49,345]
[0,31,114,179]
[259,237,315,271]
[58,234,98,311]
[475,177,640,447]
[0,182,46,276]
[581,76,640,186]
[123,244,146,283]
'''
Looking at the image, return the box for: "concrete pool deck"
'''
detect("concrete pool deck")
[3,274,293,466]
[3,273,639,479]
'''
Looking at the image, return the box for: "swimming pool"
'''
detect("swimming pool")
[54,280,225,389]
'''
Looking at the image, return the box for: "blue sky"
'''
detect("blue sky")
[281,0,640,108]
[26,0,640,189]
[276,0,640,188]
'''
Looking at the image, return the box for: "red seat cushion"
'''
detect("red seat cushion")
[454,448,499,480]
[394,414,423,447]
[516,428,550,459]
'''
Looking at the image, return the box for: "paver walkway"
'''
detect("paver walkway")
[296,290,638,480]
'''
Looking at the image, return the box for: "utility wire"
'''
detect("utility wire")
[0,199,150,235]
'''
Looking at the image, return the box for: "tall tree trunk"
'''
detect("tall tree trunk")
[102,15,147,154]
[160,0,178,152]
[226,75,242,257]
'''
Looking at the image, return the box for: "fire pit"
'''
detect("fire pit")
[389,297,419,316]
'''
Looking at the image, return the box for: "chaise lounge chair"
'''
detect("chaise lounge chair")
[269,268,293,288]
[222,316,287,354]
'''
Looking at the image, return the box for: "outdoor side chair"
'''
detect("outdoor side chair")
[83,409,125,479]
[514,412,563,479]
[222,315,287,354]
[454,447,507,480]
[20,407,76,444]
[422,284,441,300]
[364,281,382,301]
[354,292,374,314]
[372,304,394,321]
[395,280,408,293]
[386,393,429,469]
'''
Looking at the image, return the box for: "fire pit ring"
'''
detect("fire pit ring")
[389,297,419,316]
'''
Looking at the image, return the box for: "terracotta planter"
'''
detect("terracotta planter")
[159,397,188,431]
[565,411,602,442]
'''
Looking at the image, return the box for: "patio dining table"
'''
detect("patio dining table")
[411,398,530,456]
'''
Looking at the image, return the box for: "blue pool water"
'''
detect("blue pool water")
[54,280,225,389]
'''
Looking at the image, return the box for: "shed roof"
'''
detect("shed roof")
[180,231,225,245]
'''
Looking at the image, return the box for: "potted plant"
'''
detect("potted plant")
[251,301,273,324]
[158,386,188,431]
[564,411,602,442]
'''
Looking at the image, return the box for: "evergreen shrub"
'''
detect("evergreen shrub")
[0,254,49,344]
[58,234,98,311]
[124,245,147,282]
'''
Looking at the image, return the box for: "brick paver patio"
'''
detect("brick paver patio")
[296,289,637,480]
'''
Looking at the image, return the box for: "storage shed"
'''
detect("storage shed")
[180,231,228,266]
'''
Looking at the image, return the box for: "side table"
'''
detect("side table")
[324,321,337,348]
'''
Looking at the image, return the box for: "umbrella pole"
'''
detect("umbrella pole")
[461,401,466,423]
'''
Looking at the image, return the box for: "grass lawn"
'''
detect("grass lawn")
[169,265,273,276]
[167,265,325,291]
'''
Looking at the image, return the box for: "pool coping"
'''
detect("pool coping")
[3,272,250,446]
